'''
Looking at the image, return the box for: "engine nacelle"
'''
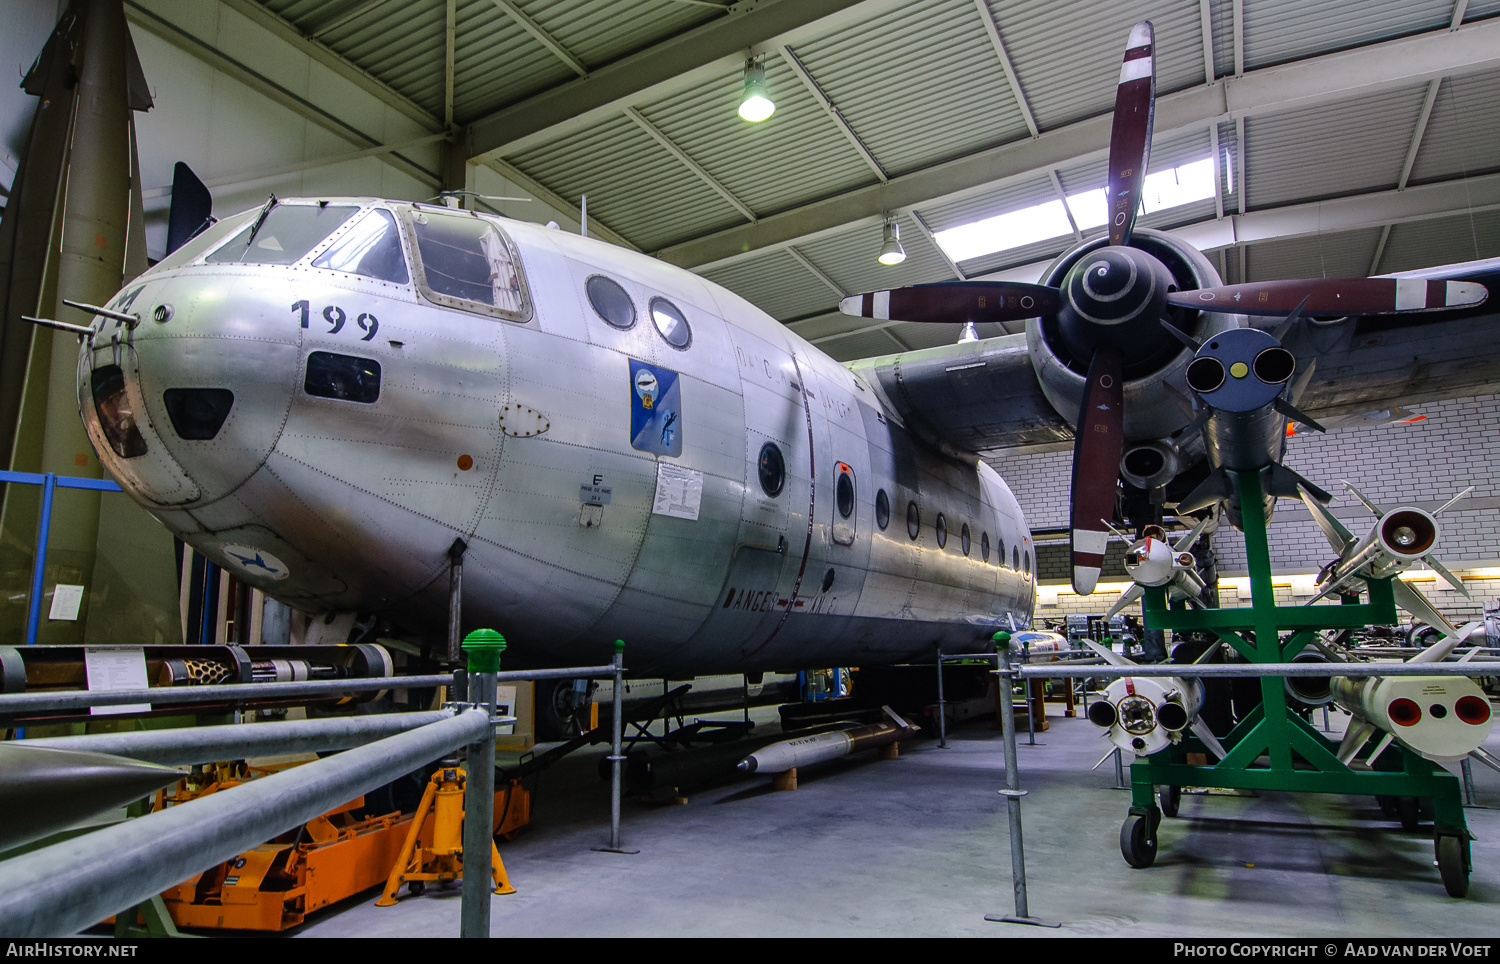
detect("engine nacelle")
[1026,229,1244,452]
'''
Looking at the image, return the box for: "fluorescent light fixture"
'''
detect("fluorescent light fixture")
[738,59,774,122]
[931,157,1219,263]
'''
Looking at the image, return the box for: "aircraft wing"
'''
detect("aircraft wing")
[841,259,1500,463]
[845,333,1071,457]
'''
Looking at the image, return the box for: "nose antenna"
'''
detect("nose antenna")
[22,315,96,339]
[61,299,140,329]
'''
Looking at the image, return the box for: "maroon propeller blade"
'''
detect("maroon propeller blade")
[837,282,1063,324]
[1107,21,1155,248]
[1070,348,1124,595]
[1168,278,1489,316]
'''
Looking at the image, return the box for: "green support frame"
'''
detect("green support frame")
[1121,467,1471,894]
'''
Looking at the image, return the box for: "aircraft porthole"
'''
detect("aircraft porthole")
[936,513,948,549]
[907,501,920,541]
[960,523,971,557]
[586,275,635,329]
[875,489,890,530]
[758,442,784,496]
[650,297,692,350]
[981,531,990,562]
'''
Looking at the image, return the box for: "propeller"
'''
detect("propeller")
[835,20,1492,596]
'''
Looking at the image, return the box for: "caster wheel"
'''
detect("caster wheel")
[408,881,425,897]
[1437,836,1470,898]
[1159,785,1181,818]
[1397,796,1420,831]
[1121,812,1158,868]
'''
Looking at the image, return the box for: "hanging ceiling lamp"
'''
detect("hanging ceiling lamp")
[738,58,775,122]
[878,219,907,265]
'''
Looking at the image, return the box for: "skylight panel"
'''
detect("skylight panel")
[931,157,1218,264]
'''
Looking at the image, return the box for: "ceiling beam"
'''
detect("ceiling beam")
[773,43,887,182]
[125,0,442,187]
[487,0,589,78]
[623,108,757,222]
[656,16,1500,270]
[213,0,441,133]
[972,0,1037,138]
[467,0,901,162]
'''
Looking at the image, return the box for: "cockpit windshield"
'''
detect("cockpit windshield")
[312,209,409,284]
[206,202,359,266]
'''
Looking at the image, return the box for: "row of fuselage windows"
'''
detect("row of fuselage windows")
[757,442,1030,575]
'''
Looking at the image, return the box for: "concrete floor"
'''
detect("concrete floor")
[296,703,1500,939]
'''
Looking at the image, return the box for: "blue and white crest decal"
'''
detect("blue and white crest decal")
[629,359,682,457]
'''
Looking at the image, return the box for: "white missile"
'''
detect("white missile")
[1330,620,1492,766]
[1299,481,1473,635]
[737,708,920,774]
[1102,515,1212,621]
[1082,640,1227,759]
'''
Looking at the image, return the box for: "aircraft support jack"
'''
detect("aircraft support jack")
[376,761,515,906]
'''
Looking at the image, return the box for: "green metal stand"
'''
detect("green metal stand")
[1123,467,1471,895]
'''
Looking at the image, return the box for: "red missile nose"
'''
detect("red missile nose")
[1389,698,1422,727]
[1456,695,1491,726]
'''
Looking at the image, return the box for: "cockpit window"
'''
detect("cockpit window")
[153,210,256,272]
[206,202,359,266]
[91,365,148,459]
[408,208,529,322]
[312,209,409,283]
[304,352,381,403]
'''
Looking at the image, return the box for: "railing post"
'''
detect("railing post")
[460,628,503,939]
[598,640,637,854]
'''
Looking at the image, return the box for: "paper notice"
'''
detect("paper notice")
[84,647,152,716]
[49,584,84,621]
[652,462,703,521]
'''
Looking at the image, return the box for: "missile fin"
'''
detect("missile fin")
[1433,485,1475,517]
[1103,584,1144,621]
[1366,732,1396,764]
[1427,556,1470,598]
[1335,718,1378,765]
[1298,484,1357,554]
[1469,746,1500,775]
[1287,357,1317,406]
[1081,638,1135,668]
[1342,480,1387,517]
[1408,619,1484,664]
[1176,468,1230,515]
[1272,397,1325,433]
[1189,718,1228,760]
[1391,579,1460,643]
[1171,513,1212,553]
[1267,464,1329,503]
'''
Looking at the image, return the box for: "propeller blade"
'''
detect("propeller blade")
[1107,21,1155,247]
[837,282,1062,325]
[1070,348,1124,595]
[1168,278,1488,316]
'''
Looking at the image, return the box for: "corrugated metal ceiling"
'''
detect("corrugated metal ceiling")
[243,0,1500,362]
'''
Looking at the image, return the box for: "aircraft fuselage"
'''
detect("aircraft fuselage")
[77,199,1034,674]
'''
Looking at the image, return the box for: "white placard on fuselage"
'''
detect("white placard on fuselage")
[652,462,703,521]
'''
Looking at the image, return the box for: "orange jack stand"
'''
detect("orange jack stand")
[376,763,515,906]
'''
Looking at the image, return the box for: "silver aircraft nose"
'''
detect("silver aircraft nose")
[79,275,300,507]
